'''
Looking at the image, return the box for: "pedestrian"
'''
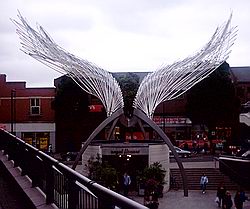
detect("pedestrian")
[217,182,226,207]
[223,191,233,209]
[234,190,243,209]
[123,172,131,197]
[200,173,208,194]
[48,144,53,154]
[234,188,248,209]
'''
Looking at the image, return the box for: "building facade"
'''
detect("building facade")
[230,66,250,147]
[0,74,56,152]
[230,66,250,104]
[53,76,106,153]
[82,143,170,192]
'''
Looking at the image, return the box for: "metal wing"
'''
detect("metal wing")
[12,12,124,117]
[133,13,237,118]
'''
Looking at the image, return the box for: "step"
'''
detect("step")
[170,168,239,190]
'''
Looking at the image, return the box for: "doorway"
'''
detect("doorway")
[103,155,148,192]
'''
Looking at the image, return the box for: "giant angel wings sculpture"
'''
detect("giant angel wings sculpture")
[12,12,237,119]
[12,12,237,197]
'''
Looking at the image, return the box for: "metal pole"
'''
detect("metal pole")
[163,102,165,134]
[11,89,16,134]
[13,90,16,134]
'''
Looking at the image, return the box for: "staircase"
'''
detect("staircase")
[170,168,239,190]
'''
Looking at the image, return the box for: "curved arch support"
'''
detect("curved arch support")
[72,109,123,169]
[133,109,188,197]
[72,108,188,196]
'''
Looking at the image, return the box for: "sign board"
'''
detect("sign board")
[102,147,148,156]
[88,104,103,112]
[153,116,192,125]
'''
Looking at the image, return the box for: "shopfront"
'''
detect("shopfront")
[153,116,192,144]
[82,143,170,192]
[22,132,50,151]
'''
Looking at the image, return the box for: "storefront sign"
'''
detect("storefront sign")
[88,104,103,112]
[153,116,192,125]
[102,147,148,156]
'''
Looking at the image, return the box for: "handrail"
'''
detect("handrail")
[0,129,148,209]
[214,156,250,187]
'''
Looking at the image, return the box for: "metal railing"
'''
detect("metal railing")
[214,156,250,189]
[0,129,147,209]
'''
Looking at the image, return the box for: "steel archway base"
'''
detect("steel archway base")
[72,108,188,196]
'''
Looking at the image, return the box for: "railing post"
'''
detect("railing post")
[68,178,79,209]
[0,131,3,150]
[6,138,14,161]
[45,163,54,204]
[13,142,21,168]
[31,155,41,188]
[21,149,30,176]
[3,134,11,155]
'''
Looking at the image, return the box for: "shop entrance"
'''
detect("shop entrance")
[103,154,148,193]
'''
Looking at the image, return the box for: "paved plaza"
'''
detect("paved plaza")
[76,159,250,209]
[131,160,250,209]
[131,159,249,209]
[132,190,250,209]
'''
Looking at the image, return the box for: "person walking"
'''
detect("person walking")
[123,172,131,197]
[223,191,233,209]
[234,190,243,209]
[217,182,226,207]
[234,189,248,209]
[200,173,208,194]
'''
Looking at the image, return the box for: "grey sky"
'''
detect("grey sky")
[0,0,249,87]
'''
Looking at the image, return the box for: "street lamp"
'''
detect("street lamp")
[11,89,16,134]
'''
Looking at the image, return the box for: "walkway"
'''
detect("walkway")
[131,160,250,209]
[77,160,250,209]
[132,190,250,209]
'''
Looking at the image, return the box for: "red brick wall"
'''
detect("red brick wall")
[0,74,55,123]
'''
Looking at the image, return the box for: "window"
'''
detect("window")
[22,132,49,151]
[30,98,40,115]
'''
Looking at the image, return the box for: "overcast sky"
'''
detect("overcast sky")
[0,0,249,87]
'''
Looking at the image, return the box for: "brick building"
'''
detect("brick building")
[1,66,249,153]
[0,74,56,152]
[230,66,250,103]
[53,75,106,153]
[230,66,250,147]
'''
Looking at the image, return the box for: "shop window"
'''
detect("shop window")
[36,132,49,150]
[30,98,40,115]
[22,132,35,146]
[22,132,49,151]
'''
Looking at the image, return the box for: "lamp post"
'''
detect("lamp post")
[11,89,16,134]
[163,102,165,134]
